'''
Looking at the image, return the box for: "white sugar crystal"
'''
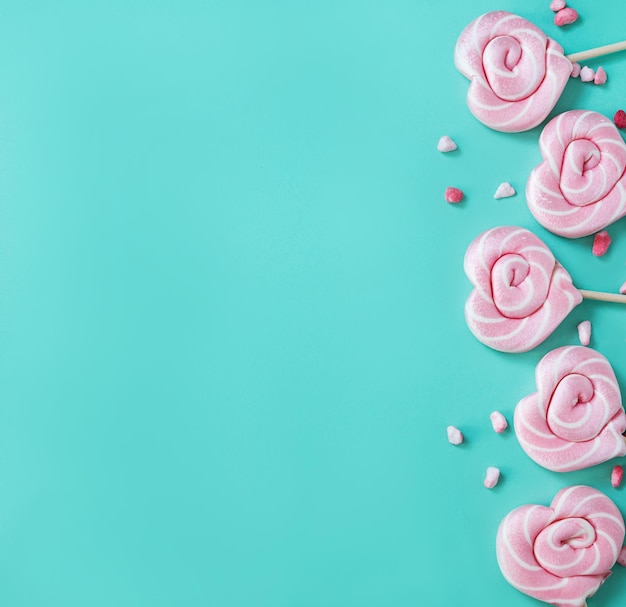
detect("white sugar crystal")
[580,66,595,82]
[447,425,463,445]
[437,136,457,153]
[577,320,591,346]
[493,182,516,199]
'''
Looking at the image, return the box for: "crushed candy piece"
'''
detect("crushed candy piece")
[592,230,611,256]
[580,66,595,82]
[620,281,626,295]
[614,110,626,129]
[437,136,457,152]
[484,467,500,489]
[619,547,626,567]
[594,67,607,85]
[577,320,591,346]
[445,187,464,204]
[447,425,463,445]
[550,0,567,10]
[612,465,624,488]
[490,411,508,433]
[554,7,578,26]
[570,62,581,78]
[493,182,516,199]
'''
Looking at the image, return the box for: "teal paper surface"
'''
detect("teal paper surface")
[0,1,625,605]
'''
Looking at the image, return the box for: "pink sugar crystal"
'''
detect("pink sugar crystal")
[550,0,566,11]
[490,411,508,433]
[594,67,607,85]
[592,231,611,256]
[445,187,464,204]
[554,7,578,26]
[612,465,623,488]
[484,467,500,489]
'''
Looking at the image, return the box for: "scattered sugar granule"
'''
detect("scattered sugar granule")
[447,425,463,445]
[490,411,508,433]
[612,465,623,488]
[580,66,595,82]
[570,62,581,78]
[437,136,457,153]
[484,467,500,489]
[550,0,567,11]
[493,182,516,199]
[445,187,464,204]
[614,110,626,129]
[577,320,591,346]
[554,7,578,26]
[620,281,626,295]
[592,230,611,256]
[594,67,607,85]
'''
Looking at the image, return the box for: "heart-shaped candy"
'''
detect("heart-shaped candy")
[527,110,626,237]
[464,226,582,353]
[497,486,625,607]
[455,11,571,132]
[514,345,626,471]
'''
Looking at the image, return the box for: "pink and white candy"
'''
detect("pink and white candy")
[497,485,625,607]
[527,110,626,237]
[454,11,572,132]
[484,466,500,488]
[464,226,581,353]
[491,411,508,433]
[577,320,591,346]
[514,346,626,472]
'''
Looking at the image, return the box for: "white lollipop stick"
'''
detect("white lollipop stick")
[579,289,626,304]
[567,40,626,63]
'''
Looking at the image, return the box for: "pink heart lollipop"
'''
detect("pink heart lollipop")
[455,11,626,132]
[497,485,625,607]
[514,345,626,471]
[464,226,626,352]
[527,110,626,237]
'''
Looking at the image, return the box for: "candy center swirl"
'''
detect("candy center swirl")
[483,33,546,101]
[546,373,602,442]
[560,139,612,206]
[490,252,549,319]
[534,518,600,578]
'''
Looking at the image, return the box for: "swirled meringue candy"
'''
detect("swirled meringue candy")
[455,11,572,132]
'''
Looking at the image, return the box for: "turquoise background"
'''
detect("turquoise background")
[0,0,624,605]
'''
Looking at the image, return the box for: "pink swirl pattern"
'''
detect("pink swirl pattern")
[454,11,572,132]
[514,346,626,472]
[464,227,582,353]
[527,110,626,237]
[497,486,625,607]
